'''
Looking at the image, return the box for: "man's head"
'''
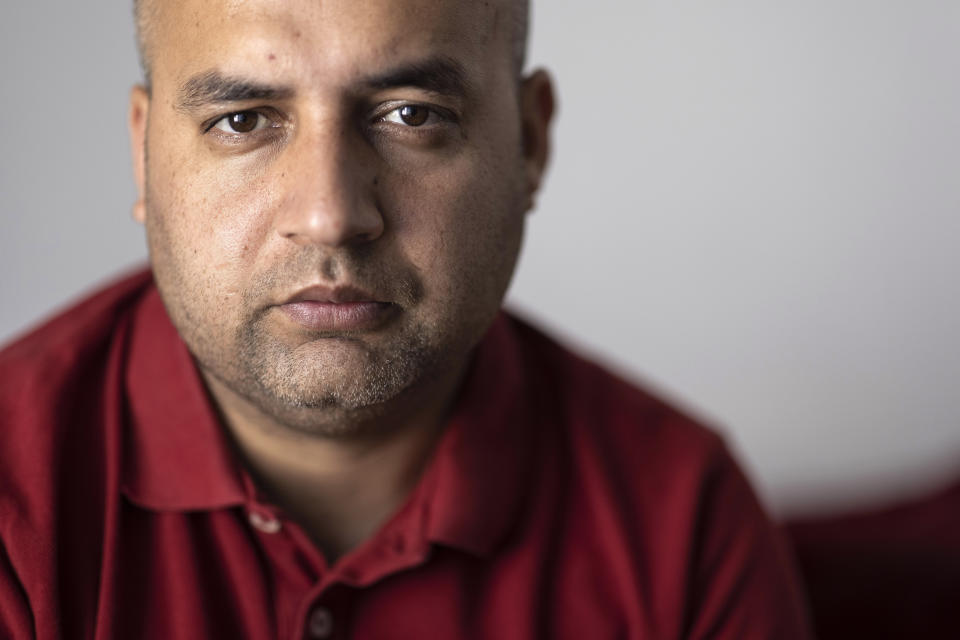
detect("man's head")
[128,0,554,436]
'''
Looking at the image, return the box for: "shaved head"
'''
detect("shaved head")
[132,0,159,86]
[127,0,555,435]
[133,0,530,88]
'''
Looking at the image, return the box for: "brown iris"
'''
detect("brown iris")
[226,111,259,133]
[398,105,429,126]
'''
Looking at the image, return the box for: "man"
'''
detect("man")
[0,0,811,638]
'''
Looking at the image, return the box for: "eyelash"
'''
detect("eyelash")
[374,103,453,128]
[204,109,281,136]
[202,103,455,140]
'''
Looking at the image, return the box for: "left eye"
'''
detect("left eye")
[211,110,271,133]
[381,105,438,127]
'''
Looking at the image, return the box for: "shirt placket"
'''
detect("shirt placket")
[240,479,331,640]
[288,515,434,640]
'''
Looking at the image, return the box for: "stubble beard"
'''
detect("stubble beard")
[220,309,448,437]
[146,209,453,438]
[142,145,524,440]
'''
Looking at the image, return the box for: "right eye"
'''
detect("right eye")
[210,110,271,134]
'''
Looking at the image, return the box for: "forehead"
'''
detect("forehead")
[150,0,511,89]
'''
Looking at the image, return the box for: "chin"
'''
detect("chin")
[222,334,439,432]
[268,402,394,437]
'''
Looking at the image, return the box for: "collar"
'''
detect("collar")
[420,312,535,556]
[122,284,247,510]
[122,280,534,557]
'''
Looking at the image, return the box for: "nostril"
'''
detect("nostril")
[276,210,384,247]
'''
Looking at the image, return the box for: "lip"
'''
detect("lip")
[277,285,396,332]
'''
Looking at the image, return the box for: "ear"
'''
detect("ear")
[128,85,150,224]
[519,69,556,212]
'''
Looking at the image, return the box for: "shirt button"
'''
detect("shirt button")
[248,510,281,534]
[307,607,333,639]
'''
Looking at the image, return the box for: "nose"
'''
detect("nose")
[275,126,384,247]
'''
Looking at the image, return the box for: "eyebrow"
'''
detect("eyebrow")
[175,56,474,112]
[360,56,474,99]
[176,71,294,112]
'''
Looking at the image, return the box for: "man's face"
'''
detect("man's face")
[131,0,551,433]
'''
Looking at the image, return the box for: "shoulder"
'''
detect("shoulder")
[506,314,812,637]
[505,312,727,479]
[0,269,153,409]
[0,268,154,512]
[0,268,153,370]
[0,269,159,636]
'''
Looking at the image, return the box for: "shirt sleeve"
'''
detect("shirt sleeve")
[682,443,813,640]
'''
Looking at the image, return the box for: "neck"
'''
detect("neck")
[203,363,466,561]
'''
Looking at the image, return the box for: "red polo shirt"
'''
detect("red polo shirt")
[0,270,811,639]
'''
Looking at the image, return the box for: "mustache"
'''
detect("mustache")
[245,247,424,311]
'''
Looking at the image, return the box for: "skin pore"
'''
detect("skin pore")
[129,0,553,559]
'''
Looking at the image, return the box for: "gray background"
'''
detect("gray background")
[2,2,958,516]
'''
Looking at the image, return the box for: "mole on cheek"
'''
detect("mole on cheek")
[268,53,276,61]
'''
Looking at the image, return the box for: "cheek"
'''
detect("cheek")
[382,146,525,307]
[146,150,277,310]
